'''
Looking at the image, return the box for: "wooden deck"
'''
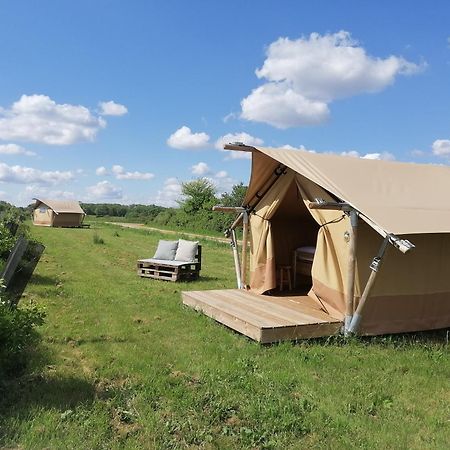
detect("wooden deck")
[182,289,342,343]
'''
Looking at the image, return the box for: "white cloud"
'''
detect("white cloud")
[215,132,264,160]
[95,166,108,176]
[207,172,236,194]
[0,143,36,156]
[223,112,237,123]
[280,144,311,152]
[241,31,425,128]
[86,180,123,200]
[167,126,210,149]
[340,150,361,158]
[340,150,395,160]
[98,100,128,116]
[153,177,183,207]
[411,149,425,157]
[241,83,330,128]
[432,139,450,157]
[0,162,74,185]
[362,152,395,161]
[111,165,154,180]
[24,184,75,200]
[191,162,211,175]
[215,170,228,179]
[0,94,107,145]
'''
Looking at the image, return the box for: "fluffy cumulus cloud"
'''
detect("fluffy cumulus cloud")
[153,177,183,207]
[340,150,395,160]
[0,94,107,145]
[95,166,108,176]
[215,132,264,160]
[432,139,450,157]
[86,180,123,200]
[167,126,210,150]
[191,162,211,176]
[23,185,75,200]
[241,31,425,128]
[241,83,330,128]
[111,165,154,180]
[0,143,35,156]
[98,101,128,116]
[0,162,74,185]
[280,144,309,151]
[208,170,236,194]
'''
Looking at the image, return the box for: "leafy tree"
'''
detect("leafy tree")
[179,178,217,214]
[220,182,247,207]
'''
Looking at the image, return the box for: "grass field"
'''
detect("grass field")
[0,221,449,449]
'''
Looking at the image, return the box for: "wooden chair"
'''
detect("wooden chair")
[279,265,292,291]
[137,245,201,282]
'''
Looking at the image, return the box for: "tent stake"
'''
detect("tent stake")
[240,211,249,289]
[348,236,390,334]
[344,210,358,335]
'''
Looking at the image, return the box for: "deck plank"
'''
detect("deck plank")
[226,290,333,324]
[182,289,342,343]
[185,291,292,327]
[204,290,300,326]
[239,290,338,320]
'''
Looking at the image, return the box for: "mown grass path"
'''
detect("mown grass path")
[0,222,449,449]
[106,221,232,244]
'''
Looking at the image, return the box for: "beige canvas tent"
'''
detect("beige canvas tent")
[32,198,86,228]
[183,144,450,341]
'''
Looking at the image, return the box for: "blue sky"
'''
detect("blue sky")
[0,0,449,206]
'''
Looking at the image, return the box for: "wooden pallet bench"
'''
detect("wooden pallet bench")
[137,245,201,282]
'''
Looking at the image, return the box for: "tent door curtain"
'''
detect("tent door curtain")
[248,170,352,320]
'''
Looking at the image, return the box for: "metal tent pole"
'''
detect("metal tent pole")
[240,211,249,288]
[347,236,390,334]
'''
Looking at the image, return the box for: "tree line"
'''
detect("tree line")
[82,179,247,233]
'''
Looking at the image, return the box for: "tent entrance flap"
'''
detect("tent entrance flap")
[249,171,321,295]
[247,168,354,322]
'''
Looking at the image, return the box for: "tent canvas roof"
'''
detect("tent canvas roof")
[34,198,85,215]
[228,145,450,236]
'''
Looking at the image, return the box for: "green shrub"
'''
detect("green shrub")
[0,208,46,378]
[0,223,16,258]
[0,292,45,377]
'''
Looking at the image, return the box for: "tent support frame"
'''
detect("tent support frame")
[309,200,415,335]
[213,206,247,289]
[344,210,359,334]
[240,211,249,288]
[348,236,390,334]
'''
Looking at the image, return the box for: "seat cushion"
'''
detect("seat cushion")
[152,240,179,260]
[138,258,192,266]
[175,239,198,262]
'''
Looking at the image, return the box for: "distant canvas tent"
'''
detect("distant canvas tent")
[183,145,450,342]
[32,198,86,228]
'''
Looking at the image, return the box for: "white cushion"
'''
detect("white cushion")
[175,239,198,262]
[152,240,178,260]
[138,259,192,266]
